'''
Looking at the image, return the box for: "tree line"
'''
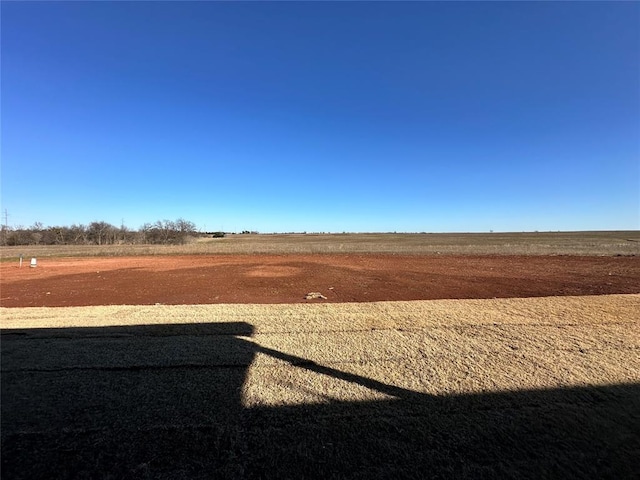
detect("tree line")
[0,219,198,246]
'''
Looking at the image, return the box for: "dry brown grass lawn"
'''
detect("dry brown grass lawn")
[3,295,638,401]
[2,295,639,478]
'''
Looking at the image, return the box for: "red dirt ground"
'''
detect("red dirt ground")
[1,254,639,307]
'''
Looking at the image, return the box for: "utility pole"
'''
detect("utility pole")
[1,209,8,246]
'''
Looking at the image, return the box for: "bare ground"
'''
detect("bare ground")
[1,254,639,307]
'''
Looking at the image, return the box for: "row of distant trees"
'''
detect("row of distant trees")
[0,219,198,246]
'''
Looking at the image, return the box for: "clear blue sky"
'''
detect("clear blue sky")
[2,2,639,233]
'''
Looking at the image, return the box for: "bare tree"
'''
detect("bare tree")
[88,221,117,245]
[138,223,153,244]
[69,224,88,244]
[162,220,176,244]
[175,218,196,244]
[0,218,199,246]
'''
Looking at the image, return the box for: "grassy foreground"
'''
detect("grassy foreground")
[2,295,639,478]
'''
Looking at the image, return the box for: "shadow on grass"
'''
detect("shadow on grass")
[1,322,638,479]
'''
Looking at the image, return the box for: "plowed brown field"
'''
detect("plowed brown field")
[1,254,638,307]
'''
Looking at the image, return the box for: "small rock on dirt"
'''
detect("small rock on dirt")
[305,292,327,300]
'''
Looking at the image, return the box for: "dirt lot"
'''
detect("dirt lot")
[1,254,639,307]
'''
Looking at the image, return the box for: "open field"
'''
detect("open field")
[1,230,639,258]
[2,239,639,478]
[2,295,639,479]
[1,254,639,307]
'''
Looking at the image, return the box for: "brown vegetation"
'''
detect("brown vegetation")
[0,218,197,247]
[2,295,639,478]
[2,233,639,477]
[0,231,638,259]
